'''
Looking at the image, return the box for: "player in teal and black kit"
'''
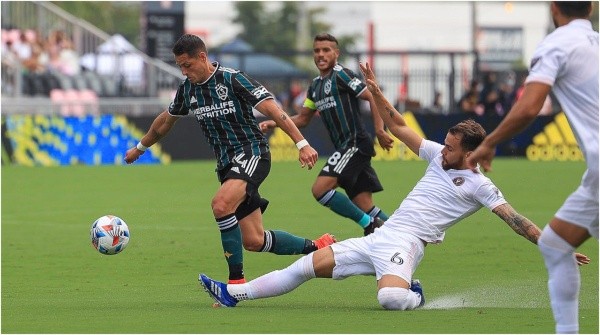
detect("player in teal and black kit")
[261,33,395,236]
[125,34,335,284]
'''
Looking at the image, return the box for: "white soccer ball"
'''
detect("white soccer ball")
[90,215,130,255]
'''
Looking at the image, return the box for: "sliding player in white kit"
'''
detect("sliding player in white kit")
[467,2,598,333]
[198,62,590,311]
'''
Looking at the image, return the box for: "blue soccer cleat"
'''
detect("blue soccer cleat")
[199,274,239,307]
[409,279,425,307]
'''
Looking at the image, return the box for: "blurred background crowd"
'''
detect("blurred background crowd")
[1,1,596,165]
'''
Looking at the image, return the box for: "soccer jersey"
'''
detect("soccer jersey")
[303,63,375,156]
[168,62,272,169]
[525,19,599,197]
[385,140,507,243]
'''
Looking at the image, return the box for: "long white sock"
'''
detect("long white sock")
[227,253,316,301]
[538,225,579,334]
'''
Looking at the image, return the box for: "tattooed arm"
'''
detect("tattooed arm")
[255,99,318,169]
[259,104,316,133]
[492,203,590,265]
[492,203,541,244]
[256,99,307,145]
[359,62,423,155]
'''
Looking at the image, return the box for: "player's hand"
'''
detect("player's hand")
[259,120,276,133]
[124,147,144,164]
[298,145,318,170]
[359,62,382,95]
[575,252,590,266]
[466,143,496,173]
[376,130,394,151]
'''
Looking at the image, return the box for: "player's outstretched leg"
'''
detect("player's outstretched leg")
[199,252,318,307]
[259,230,336,255]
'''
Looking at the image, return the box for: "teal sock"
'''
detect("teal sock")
[368,206,389,221]
[318,190,371,228]
[216,214,244,280]
[264,230,310,255]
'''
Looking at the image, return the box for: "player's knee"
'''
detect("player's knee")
[377,287,413,310]
[211,197,232,217]
[312,186,325,200]
[538,225,575,263]
[242,233,264,252]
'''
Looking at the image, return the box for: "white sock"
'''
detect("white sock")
[377,287,421,310]
[538,225,579,334]
[227,253,316,301]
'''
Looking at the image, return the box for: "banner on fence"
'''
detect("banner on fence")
[1,111,581,166]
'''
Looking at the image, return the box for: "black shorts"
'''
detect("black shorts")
[318,147,383,199]
[217,152,271,219]
[217,151,271,194]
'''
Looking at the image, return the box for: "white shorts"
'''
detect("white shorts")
[330,227,425,283]
[555,184,599,239]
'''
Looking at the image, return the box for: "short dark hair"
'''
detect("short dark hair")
[554,1,592,18]
[449,119,486,151]
[172,34,207,56]
[314,33,339,46]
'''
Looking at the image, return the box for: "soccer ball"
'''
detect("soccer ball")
[90,215,130,255]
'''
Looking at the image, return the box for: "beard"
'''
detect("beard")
[442,158,462,170]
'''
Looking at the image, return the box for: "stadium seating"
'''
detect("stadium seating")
[82,70,104,95]
[50,89,68,115]
[72,75,88,91]
[78,89,99,115]
[51,88,95,116]
[52,72,75,91]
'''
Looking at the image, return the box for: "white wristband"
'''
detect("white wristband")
[295,139,309,150]
[136,141,148,152]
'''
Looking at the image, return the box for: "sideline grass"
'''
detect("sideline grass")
[1,159,598,333]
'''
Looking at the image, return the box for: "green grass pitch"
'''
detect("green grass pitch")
[2,159,598,333]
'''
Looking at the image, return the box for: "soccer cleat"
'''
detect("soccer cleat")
[364,217,385,236]
[409,279,425,307]
[313,233,336,249]
[199,274,239,307]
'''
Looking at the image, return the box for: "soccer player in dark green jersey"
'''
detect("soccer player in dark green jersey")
[125,34,336,284]
[261,33,395,236]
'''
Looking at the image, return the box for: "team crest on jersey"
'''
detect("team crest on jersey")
[452,177,465,186]
[324,79,332,94]
[493,187,501,197]
[216,83,228,101]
